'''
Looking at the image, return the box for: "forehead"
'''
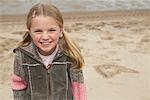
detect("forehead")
[31,16,59,28]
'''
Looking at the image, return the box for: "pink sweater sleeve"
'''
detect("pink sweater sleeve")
[72,82,87,100]
[68,67,87,100]
[11,74,27,90]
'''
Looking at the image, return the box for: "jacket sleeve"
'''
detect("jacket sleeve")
[11,50,29,100]
[69,67,87,100]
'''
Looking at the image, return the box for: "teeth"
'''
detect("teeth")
[42,42,50,45]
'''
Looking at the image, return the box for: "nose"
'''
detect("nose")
[41,31,50,41]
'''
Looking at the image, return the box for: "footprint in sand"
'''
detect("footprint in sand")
[94,64,139,78]
[130,27,147,33]
[69,23,84,32]
[0,37,18,52]
[84,23,102,31]
[100,31,114,40]
[140,34,150,43]
[111,39,128,47]
[64,26,72,33]
[74,22,84,26]
[95,22,106,27]
[132,34,150,54]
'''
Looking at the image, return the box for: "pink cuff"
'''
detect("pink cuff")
[11,74,27,90]
[72,82,87,100]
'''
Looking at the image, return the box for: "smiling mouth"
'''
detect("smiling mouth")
[42,42,50,45]
[40,42,52,46]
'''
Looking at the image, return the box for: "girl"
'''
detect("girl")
[11,2,86,100]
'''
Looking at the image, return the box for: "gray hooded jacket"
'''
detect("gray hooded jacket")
[12,42,85,100]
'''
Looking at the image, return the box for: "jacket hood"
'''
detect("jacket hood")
[13,41,66,64]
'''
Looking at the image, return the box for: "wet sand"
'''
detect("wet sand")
[0,10,150,100]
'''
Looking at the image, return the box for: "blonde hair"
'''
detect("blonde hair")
[19,3,84,69]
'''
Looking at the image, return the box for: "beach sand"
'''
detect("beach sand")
[0,10,150,100]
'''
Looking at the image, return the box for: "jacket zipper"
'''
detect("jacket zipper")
[47,68,51,100]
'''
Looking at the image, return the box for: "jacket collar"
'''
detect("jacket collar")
[15,41,65,64]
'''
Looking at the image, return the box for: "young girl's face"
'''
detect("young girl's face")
[30,16,63,56]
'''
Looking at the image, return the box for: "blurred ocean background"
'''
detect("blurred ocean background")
[0,0,150,15]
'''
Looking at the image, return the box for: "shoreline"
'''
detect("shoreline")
[0,9,150,23]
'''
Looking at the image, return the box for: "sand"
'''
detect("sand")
[0,10,150,100]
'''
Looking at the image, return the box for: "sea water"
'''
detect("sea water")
[0,0,150,15]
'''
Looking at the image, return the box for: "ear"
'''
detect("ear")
[60,28,64,38]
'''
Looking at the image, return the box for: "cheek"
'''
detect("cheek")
[30,34,40,42]
[52,32,61,40]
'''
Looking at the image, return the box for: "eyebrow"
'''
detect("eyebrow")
[32,26,58,30]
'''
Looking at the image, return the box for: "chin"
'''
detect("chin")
[41,48,52,52]
[39,47,55,54]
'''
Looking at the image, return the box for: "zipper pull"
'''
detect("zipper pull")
[47,64,51,69]
[47,68,50,73]
[47,64,51,73]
